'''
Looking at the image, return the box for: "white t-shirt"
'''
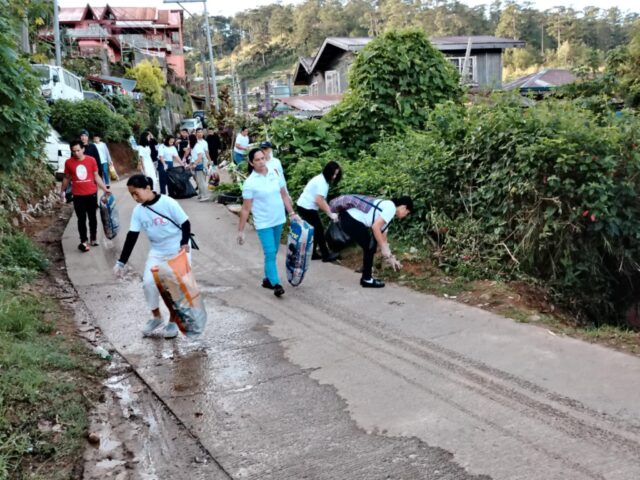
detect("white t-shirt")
[347,199,396,229]
[95,142,111,165]
[190,142,206,169]
[266,156,284,178]
[197,138,209,152]
[129,195,188,256]
[297,174,329,210]
[162,145,179,165]
[242,166,286,230]
[234,134,249,154]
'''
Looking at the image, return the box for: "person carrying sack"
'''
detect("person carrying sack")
[113,174,194,339]
[336,195,414,288]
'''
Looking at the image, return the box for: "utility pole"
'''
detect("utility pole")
[164,0,218,110]
[202,1,219,111]
[53,0,62,66]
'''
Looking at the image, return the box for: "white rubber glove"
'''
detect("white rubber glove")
[237,230,245,245]
[385,254,402,271]
[380,243,392,259]
[113,261,126,278]
[328,212,339,222]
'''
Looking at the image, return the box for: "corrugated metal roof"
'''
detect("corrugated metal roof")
[276,95,342,112]
[58,5,180,26]
[503,69,576,91]
[59,7,86,22]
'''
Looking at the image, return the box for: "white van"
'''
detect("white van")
[32,64,83,102]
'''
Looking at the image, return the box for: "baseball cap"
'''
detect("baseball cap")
[79,129,89,136]
[259,141,273,149]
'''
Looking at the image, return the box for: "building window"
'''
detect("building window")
[310,81,318,96]
[448,56,477,84]
[325,70,340,95]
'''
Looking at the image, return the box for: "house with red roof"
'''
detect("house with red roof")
[40,3,185,79]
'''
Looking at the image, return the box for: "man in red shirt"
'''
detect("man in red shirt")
[60,140,111,252]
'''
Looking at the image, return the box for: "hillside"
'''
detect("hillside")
[181,0,640,93]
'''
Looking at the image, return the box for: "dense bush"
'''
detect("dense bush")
[326,28,462,155]
[50,99,132,143]
[0,12,48,171]
[333,96,640,325]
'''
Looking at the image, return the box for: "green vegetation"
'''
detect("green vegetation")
[50,99,132,143]
[327,29,462,154]
[180,1,639,90]
[0,164,101,479]
[265,28,640,328]
[0,8,48,171]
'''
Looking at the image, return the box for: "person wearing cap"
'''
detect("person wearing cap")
[233,127,250,165]
[260,141,284,178]
[92,133,112,185]
[80,129,102,172]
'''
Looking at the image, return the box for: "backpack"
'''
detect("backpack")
[329,194,388,231]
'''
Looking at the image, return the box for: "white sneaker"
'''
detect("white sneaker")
[142,317,164,337]
[163,321,179,339]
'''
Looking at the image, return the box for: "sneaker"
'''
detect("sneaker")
[90,239,99,247]
[322,252,340,263]
[262,278,275,289]
[163,322,179,339]
[198,196,210,202]
[273,284,285,297]
[360,277,385,288]
[78,242,90,252]
[142,317,164,337]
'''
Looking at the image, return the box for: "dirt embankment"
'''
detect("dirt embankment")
[108,142,137,177]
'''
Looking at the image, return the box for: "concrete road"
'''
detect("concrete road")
[63,180,640,480]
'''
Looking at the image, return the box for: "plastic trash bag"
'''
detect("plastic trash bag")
[325,219,351,251]
[286,218,314,286]
[166,166,197,199]
[99,193,120,239]
[151,250,207,337]
[109,163,119,181]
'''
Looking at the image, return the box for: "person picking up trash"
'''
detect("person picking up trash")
[113,174,192,339]
[332,195,413,288]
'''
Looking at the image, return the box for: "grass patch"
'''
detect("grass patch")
[0,225,103,479]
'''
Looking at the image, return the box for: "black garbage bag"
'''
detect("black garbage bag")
[325,220,352,251]
[166,167,197,199]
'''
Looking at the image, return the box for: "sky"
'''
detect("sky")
[59,0,639,19]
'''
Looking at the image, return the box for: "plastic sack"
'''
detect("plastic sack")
[99,193,120,239]
[286,218,314,286]
[166,166,197,199]
[325,220,351,251]
[109,163,119,181]
[151,250,207,337]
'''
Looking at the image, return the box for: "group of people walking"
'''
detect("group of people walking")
[62,127,413,339]
[135,126,221,202]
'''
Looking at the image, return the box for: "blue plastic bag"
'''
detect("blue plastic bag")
[99,193,120,239]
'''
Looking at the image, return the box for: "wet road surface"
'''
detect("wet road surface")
[63,180,640,479]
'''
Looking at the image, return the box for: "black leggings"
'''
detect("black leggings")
[73,193,98,243]
[340,212,376,280]
[297,206,329,257]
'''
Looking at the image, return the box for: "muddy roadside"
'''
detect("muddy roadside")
[25,203,228,479]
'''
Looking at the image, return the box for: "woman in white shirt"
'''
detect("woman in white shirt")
[296,161,342,262]
[137,131,159,193]
[340,196,414,289]
[233,126,250,165]
[160,135,183,170]
[237,148,300,298]
[113,174,192,339]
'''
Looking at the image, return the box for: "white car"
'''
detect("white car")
[180,117,203,131]
[45,127,70,180]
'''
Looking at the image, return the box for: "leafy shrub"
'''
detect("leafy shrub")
[338,95,640,325]
[326,28,463,155]
[0,13,48,171]
[50,99,132,143]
